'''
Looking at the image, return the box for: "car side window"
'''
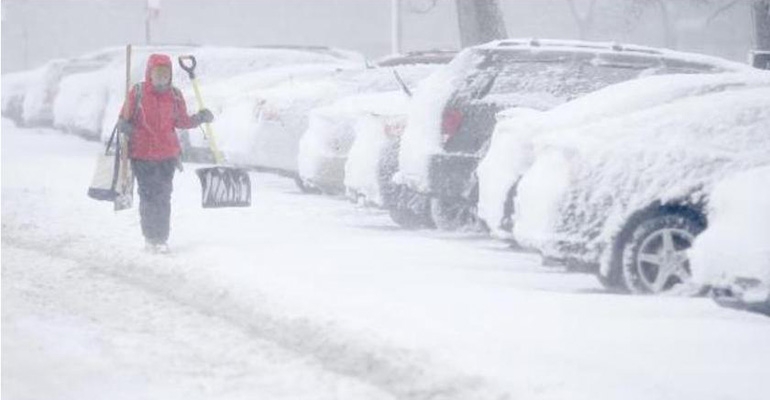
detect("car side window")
[469,59,584,108]
[563,62,648,101]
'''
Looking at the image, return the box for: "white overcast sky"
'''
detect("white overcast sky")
[0,0,755,73]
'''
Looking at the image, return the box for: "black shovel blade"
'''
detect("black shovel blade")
[196,166,251,208]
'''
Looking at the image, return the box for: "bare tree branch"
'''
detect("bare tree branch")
[566,0,599,39]
[705,0,745,25]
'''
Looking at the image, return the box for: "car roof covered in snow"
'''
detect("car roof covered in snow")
[374,50,457,67]
[473,38,754,73]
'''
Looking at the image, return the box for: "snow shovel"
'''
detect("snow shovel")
[178,55,251,208]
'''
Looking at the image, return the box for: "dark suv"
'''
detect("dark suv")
[390,39,749,230]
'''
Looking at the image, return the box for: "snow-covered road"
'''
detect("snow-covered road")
[3,118,770,400]
[2,245,393,400]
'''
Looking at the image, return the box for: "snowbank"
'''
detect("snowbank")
[513,86,770,274]
[477,72,770,238]
[690,166,770,301]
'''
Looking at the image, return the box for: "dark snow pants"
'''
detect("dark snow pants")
[132,158,176,245]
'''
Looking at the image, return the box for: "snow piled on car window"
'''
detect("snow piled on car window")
[514,86,770,270]
[690,166,770,291]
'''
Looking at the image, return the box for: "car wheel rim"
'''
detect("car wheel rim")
[636,227,695,293]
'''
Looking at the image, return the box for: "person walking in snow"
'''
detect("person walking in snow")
[117,53,214,253]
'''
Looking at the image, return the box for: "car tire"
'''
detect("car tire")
[389,206,432,229]
[429,197,476,231]
[620,212,705,294]
[294,177,321,194]
[596,271,626,293]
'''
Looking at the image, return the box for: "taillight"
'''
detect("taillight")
[384,118,406,138]
[254,99,280,121]
[441,108,463,144]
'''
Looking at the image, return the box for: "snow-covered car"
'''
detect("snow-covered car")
[478,72,770,240]
[51,45,200,140]
[2,69,42,125]
[511,82,770,294]
[50,45,363,142]
[297,90,409,194]
[296,51,453,194]
[213,62,438,189]
[392,39,753,231]
[690,166,770,314]
[156,46,364,162]
[1,46,129,127]
[1,45,195,134]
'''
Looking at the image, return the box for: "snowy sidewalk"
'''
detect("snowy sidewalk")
[3,118,770,400]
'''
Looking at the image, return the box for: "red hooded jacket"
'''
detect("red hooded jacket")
[122,54,198,161]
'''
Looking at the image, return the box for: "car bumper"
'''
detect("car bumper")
[347,138,401,208]
[300,154,347,193]
[402,152,480,198]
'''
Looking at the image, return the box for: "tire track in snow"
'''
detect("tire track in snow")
[2,245,395,400]
[3,234,512,400]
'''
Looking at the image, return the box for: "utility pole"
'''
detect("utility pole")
[753,0,770,50]
[21,0,30,69]
[391,0,402,55]
[146,0,161,45]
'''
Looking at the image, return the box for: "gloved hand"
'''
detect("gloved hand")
[191,108,214,126]
[117,118,133,135]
